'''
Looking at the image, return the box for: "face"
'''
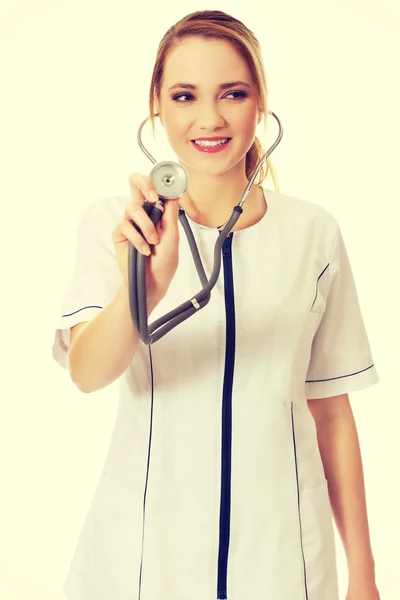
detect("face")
[157,36,261,179]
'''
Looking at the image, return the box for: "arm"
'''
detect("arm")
[307,394,378,590]
[68,283,158,393]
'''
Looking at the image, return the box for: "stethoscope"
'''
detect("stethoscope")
[129,111,283,345]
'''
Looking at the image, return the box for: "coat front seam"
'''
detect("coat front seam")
[290,401,309,600]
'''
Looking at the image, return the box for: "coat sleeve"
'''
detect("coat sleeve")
[305,223,379,399]
[52,204,122,370]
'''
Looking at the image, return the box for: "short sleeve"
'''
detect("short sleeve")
[52,204,122,370]
[305,223,379,399]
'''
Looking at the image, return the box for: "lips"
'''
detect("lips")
[192,137,231,141]
[190,138,232,153]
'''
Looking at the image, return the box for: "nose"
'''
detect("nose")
[197,101,226,131]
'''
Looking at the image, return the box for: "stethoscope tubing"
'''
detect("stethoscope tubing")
[130,111,283,344]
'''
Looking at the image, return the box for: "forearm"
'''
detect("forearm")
[68,284,158,393]
[314,408,376,583]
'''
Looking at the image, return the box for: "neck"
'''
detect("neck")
[178,165,264,230]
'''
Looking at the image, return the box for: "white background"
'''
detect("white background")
[1,0,399,598]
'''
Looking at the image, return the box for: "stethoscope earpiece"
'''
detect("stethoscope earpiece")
[149,161,188,200]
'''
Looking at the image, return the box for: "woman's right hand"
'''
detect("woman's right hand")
[112,173,180,306]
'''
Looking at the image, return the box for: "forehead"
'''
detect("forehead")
[162,36,252,87]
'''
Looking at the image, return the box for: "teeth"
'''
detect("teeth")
[194,138,229,147]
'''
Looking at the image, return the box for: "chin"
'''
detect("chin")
[176,145,247,178]
[182,163,236,179]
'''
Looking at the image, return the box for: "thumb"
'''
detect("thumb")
[161,198,180,232]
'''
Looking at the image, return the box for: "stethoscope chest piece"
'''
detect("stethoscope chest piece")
[149,161,188,200]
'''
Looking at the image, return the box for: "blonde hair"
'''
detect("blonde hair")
[148,10,279,192]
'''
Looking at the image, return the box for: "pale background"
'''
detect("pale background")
[0,0,398,598]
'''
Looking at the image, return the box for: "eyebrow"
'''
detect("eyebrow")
[168,80,252,92]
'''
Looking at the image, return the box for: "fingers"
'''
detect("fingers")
[128,173,159,205]
[114,218,152,256]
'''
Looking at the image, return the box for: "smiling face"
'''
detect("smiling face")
[157,36,261,180]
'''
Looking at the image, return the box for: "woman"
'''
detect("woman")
[53,10,380,600]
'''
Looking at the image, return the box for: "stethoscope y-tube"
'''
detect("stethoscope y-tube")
[129,111,283,344]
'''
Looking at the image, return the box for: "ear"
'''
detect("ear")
[154,101,162,121]
[155,110,163,126]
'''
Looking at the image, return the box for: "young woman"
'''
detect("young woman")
[53,10,380,600]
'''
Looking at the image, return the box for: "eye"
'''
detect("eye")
[225,90,248,100]
[172,93,195,102]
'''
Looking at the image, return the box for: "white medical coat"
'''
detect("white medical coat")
[53,186,379,600]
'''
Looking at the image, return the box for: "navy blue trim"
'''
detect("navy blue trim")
[310,263,329,311]
[291,402,309,599]
[62,305,102,317]
[217,233,236,600]
[138,346,155,600]
[306,363,375,383]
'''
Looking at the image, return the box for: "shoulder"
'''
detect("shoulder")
[263,186,338,226]
[79,195,129,252]
[262,186,339,243]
